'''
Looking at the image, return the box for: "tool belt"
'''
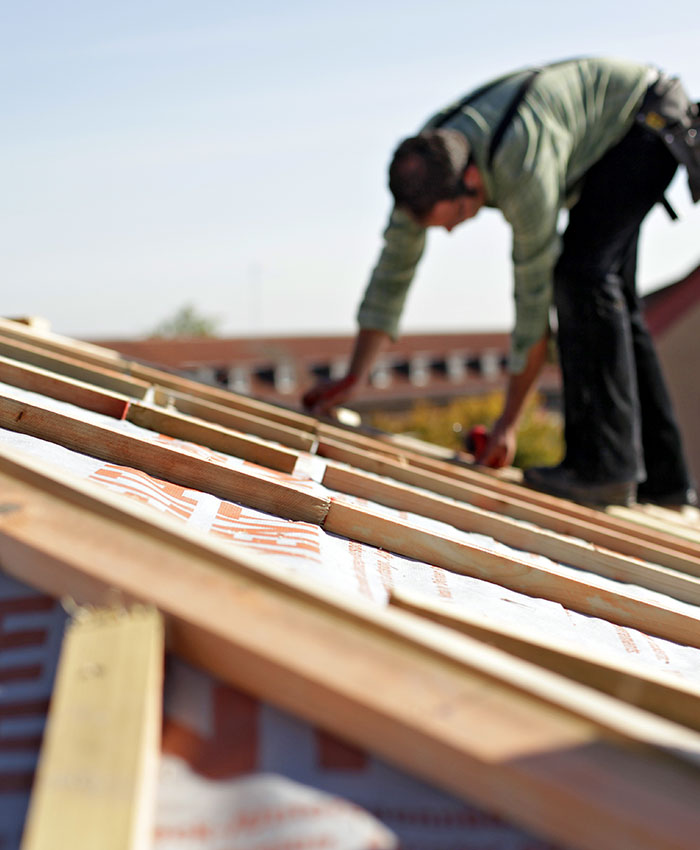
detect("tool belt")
[637,73,700,204]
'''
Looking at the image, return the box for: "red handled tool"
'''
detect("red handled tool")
[465,425,500,467]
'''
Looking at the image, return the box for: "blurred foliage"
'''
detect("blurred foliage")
[368,391,564,469]
[151,303,221,338]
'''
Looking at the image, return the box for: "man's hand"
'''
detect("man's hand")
[301,373,358,417]
[475,418,517,469]
[474,333,548,468]
[302,328,390,417]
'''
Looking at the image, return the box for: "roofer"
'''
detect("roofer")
[302,56,699,508]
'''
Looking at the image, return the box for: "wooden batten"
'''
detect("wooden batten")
[129,363,317,432]
[151,387,317,453]
[317,417,700,562]
[0,355,131,419]
[0,318,126,368]
[633,504,700,530]
[21,606,163,850]
[322,463,700,605]
[0,334,151,400]
[318,436,700,575]
[0,394,329,525]
[389,587,700,732]
[405,447,700,558]
[608,505,700,545]
[2,448,700,850]
[323,499,700,649]
[126,402,300,474]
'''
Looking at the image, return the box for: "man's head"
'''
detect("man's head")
[388,129,485,231]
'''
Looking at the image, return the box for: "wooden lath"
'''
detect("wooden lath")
[390,587,700,732]
[0,395,328,525]
[322,463,700,600]
[0,352,304,473]
[2,447,700,850]
[2,323,700,613]
[21,605,163,850]
[0,334,152,400]
[324,499,700,649]
[126,402,301,474]
[0,319,697,542]
[151,386,318,452]
[317,435,700,573]
[608,503,700,544]
[8,327,696,593]
[0,355,131,420]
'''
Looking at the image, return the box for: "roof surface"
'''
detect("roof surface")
[1,317,700,850]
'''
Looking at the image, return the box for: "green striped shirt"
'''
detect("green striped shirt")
[357,57,655,372]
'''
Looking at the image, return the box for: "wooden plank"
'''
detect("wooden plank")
[322,463,700,607]
[608,505,700,544]
[0,335,151,400]
[2,449,700,850]
[126,402,300,474]
[389,587,700,732]
[151,387,317,453]
[0,394,329,525]
[633,504,700,533]
[318,436,700,576]
[0,355,131,419]
[21,606,162,850]
[323,499,700,650]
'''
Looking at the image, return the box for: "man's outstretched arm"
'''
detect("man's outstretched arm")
[301,328,390,416]
[478,332,549,467]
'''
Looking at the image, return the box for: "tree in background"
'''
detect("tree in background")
[151,303,221,338]
[369,392,564,470]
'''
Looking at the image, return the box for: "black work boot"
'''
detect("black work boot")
[637,486,699,508]
[523,465,637,507]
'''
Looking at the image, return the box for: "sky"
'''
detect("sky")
[4,1,700,341]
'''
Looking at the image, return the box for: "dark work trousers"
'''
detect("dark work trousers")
[553,123,692,495]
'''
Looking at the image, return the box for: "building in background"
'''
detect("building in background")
[91,331,562,413]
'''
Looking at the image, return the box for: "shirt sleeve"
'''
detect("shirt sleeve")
[496,147,562,373]
[356,206,427,340]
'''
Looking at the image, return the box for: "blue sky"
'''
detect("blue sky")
[4,1,700,339]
